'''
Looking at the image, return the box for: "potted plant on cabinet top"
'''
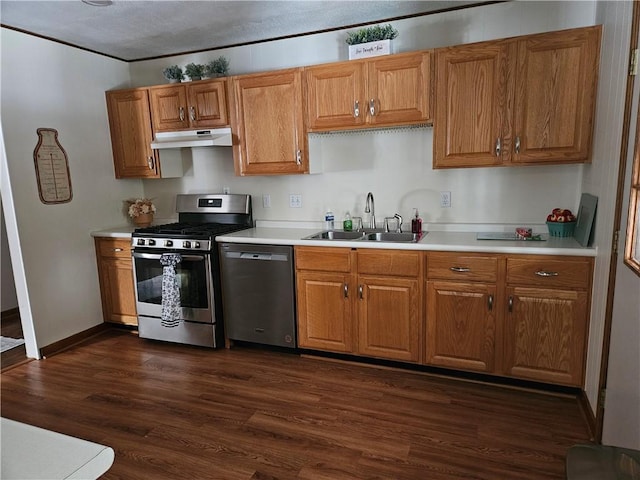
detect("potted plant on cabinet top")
[184,63,205,81]
[204,56,230,78]
[162,65,183,83]
[346,24,398,60]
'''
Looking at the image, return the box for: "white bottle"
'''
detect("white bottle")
[324,208,335,230]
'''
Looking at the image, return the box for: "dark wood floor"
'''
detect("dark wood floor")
[1,308,27,370]
[1,329,591,479]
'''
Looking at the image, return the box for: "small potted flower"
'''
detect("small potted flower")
[162,65,184,83]
[346,24,398,60]
[184,62,205,81]
[127,198,156,227]
[204,56,230,78]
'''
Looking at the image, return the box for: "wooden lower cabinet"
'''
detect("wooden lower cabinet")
[295,247,422,362]
[426,280,497,373]
[94,238,137,326]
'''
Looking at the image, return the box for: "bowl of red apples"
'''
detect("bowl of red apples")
[546,208,577,237]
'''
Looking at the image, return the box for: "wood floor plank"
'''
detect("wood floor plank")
[0,329,591,479]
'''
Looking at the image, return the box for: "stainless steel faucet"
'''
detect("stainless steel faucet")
[364,192,375,229]
[394,213,403,233]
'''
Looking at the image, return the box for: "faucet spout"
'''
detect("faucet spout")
[364,192,375,229]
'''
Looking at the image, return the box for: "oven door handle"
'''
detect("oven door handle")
[133,252,205,262]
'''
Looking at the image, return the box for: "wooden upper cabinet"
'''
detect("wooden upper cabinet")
[229,68,308,175]
[305,51,431,132]
[434,41,512,168]
[149,79,229,132]
[434,25,601,169]
[105,88,159,179]
[512,26,601,164]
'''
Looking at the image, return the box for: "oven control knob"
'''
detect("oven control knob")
[165,240,173,247]
[136,239,145,246]
[148,239,156,246]
[183,241,191,249]
[194,242,201,249]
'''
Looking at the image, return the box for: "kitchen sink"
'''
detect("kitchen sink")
[303,230,425,243]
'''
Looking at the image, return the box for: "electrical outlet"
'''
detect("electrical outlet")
[262,194,271,208]
[440,191,451,208]
[289,194,302,208]
[222,186,230,194]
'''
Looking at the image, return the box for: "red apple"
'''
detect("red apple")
[547,214,554,222]
[567,214,575,222]
[556,215,566,222]
[553,208,563,214]
[548,213,557,222]
[562,209,573,216]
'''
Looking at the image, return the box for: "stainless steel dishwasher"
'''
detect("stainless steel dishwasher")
[219,243,296,348]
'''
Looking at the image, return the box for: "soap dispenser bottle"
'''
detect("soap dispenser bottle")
[411,208,422,234]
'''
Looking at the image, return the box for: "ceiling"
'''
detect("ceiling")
[0,1,491,62]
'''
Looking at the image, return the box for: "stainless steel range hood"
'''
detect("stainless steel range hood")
[150,128,232,149]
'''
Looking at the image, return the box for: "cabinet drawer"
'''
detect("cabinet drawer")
[427,252,498,282]
[357,250,421,277]
[295,247,352,272]
[507,256,592,289]
[96,238,132,259]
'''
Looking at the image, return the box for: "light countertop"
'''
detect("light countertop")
[91,223,596,257]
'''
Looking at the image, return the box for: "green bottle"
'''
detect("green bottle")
[343,211,353,231]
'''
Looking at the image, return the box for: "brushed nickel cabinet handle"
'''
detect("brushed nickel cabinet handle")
[113,248,123,252]
[450,266,471,273]
[369,99,376,116]
[344,283,348,298]
[359,284,363,299]
[515,136,521,154]
[179,107,185,122]
[354,101,360,118]
[495,137,501,157]
[535,270,559,277]
[488,294,493,311]
[189,106,196,121]
[508,295,514,313]
[147,156,154,170]
[295,150,302,166]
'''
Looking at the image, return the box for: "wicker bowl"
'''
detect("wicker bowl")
[547,221,576,237]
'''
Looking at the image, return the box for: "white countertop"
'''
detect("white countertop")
[92,223,596,257]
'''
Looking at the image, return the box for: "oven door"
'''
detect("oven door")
[132,250,214,323]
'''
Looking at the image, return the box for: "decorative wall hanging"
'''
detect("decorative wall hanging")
[33,128,73,204]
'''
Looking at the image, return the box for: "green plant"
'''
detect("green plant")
[162,65,183,81]
[345,24,399,45]
[205,56,230,78]
[184,62,205,80]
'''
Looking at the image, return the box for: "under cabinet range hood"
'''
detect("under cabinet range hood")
[150,128,232,149]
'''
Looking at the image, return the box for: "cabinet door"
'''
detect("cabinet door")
[230,69,308,175]
[149,85,189,132]
[106,89,159,179]
[296,271,353,353]
[357,275,421,362]
[305,62,366,131]
[503,286,588,386]
[434,41,513,168]
[187,80,229,128]
[512,26,601,164]
[368,51,431,126]
[426,280,496,373]
[95,239,137,326]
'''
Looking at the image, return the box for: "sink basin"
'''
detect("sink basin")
[362,232,424,243]
[303,230,365,240]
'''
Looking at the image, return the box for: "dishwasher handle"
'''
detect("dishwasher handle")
[224,251,289,262]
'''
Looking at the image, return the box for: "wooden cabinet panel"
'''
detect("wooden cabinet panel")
[434,41,511,168]
[513,26,601,164]
[187,80,229,128]
[105,89,159,179]
[507,256,592,289]
[295,246,352,272]
[503,286,588,386]
[305,62,365,130]
[94,238,137,326]
[230,69,307,175]
[426,280,496,372]
[427,252,499,282]
[357,249,421,277]
[296,271,353,352]
[358,275,421,362]
[149,85,188,132]
[368,51,431,126]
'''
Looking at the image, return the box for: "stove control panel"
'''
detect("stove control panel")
[131,237,211,251]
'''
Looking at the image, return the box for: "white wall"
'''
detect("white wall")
[0,28,143,350]
[1,200,18,311]
[132,1,597,227]
[602,10,640,449]
[582,0,634,415]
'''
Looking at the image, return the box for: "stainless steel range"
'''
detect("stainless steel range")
[131,193,252,348]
